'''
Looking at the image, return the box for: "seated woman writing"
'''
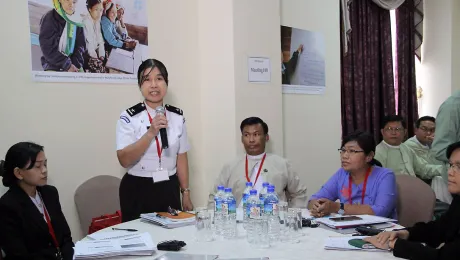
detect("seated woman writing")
[308,131,397,219]
[364,141,460,260]
[0,142,74,260]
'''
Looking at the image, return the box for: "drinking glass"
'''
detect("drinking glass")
[195,207,214,242]
[278,201,289,241]
[250,217,270,248]
[283,211,300,243]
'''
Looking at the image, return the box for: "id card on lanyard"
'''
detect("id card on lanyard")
[146,107,169,183]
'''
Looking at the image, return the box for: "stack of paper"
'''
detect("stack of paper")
[140,212,195,229]
[87,230,139,240]
[74,232,155,259]
[316,215,397,229]
[324,236,387,252]
[155,253,219,260]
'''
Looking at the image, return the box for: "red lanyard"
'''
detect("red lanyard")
[146,108,166,163]
[348,167,372,205]
[39,193,60,254]
[245,153,267,186]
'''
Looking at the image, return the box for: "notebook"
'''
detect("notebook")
[324,236,388,252]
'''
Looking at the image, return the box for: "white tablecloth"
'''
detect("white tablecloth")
[87,219,397,260]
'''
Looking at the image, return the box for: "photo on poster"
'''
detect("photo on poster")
[28,0,149,83]
[281,26,325,95]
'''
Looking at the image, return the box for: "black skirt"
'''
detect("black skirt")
[119,173,181,222]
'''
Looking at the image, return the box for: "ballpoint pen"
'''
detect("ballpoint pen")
[112,228,138,232]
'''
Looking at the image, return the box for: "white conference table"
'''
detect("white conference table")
[90,219,398,260]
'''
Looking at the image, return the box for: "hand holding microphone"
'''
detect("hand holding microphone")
[148,108,168,139]
[153,106,169,149]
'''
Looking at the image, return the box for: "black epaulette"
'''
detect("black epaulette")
[126,102,146,117]
[165,104,183,115]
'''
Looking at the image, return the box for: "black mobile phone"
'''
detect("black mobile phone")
[355,226,383,236]
[329,216,363,222]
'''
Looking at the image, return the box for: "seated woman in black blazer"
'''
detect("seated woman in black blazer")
[365,141,460,260]
[0,142,74,260]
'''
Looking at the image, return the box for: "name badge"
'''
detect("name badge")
[152,169,169,183]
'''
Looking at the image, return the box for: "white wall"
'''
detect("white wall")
[450,0,460,94]
[281,0,341,198]
[233,0,284,156]
[196,0,237,203]
[420,0,455,116]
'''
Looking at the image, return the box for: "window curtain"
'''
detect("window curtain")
[341,0,395,142]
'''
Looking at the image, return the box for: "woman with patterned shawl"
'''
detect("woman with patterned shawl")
[39,0,86,72]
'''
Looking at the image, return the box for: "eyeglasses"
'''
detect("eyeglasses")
[383,127,404,133]
[448,163,460,173]
[419,126,435,134]
[338,148,364,155]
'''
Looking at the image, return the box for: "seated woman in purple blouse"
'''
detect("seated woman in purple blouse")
[308,131,397,219]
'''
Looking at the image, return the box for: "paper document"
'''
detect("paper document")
[87,231,139,240]
[141,213,195,228]
[155,253,219,260]
[324,236,388,252]
[219,258,269,260]
[114,48,134,57]
[74,232,155,259]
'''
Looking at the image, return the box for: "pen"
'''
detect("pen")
[112,228,138,232]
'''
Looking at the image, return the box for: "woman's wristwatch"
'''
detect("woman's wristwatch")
[338,202,345,215]
[180,188,191,194]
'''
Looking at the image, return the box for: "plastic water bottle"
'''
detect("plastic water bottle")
[214,185,225,235]
[242,182,253,225]
[222,188,237,238]
[246,189,261,244]
[264,185,280,242]
[259,182,270,215]
[264,185,279,215]
[214,185,225,211]
[247,189,261,219]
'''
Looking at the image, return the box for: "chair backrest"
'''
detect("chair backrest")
[74,175,121,236]
[396,175,436,227]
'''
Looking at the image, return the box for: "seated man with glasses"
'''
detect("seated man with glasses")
[404,116,452,204]
[375,115,445,181]
[405,116,437,161]
[308,131,397,218]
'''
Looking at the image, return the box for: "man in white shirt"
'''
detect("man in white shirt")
[376,115,450,204]
[404,116,452,204]
[405,116,437,161]
[208,117,307,208]
[375,115,444,179]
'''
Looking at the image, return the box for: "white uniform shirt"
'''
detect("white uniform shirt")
[30,193,47,222]
[116,103,191,177]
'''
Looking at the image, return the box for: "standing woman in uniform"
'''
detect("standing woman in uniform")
[116,59,194,222]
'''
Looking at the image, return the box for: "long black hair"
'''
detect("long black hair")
[0,142,44,187]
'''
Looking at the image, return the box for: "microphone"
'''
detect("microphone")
[155,106,169,149]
